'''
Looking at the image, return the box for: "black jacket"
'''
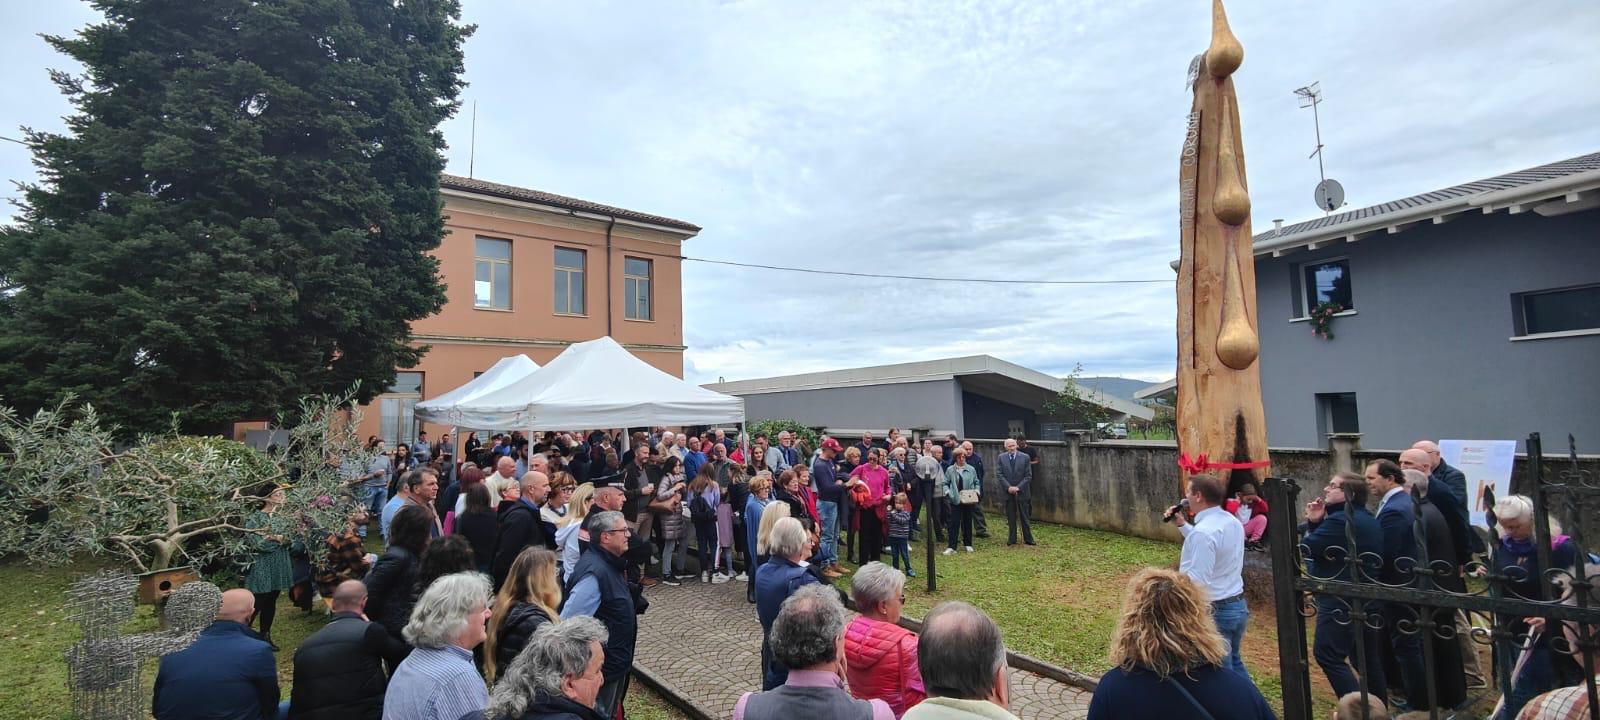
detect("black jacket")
[363,546,420,644]
[492,500,552,589]
[561,547,636,685]
[492,602,554,674]
[287,613,407,720]
[456,510,499,571]
[458,693,607,720]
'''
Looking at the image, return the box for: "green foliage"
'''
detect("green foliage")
[747,419,820,453]
[1042,363,1112,428]
[0,0,473,434]
[0,390,368,572]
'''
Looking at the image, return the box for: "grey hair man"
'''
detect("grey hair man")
[902,601,1018,720]
[734,584,893,720]
[477,617,610,720]
[385,572,492,720]
[997,437,1035,546]
[560,511,637,718]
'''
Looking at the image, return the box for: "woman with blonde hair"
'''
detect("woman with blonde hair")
[483,547,563,683]
[556,483,596,583]
[1086,568,1274,719]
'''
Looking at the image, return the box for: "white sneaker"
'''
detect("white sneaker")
[734,572,748,582]
[965,546,975,553]
[942,548,956,556]
[711,573,731,584]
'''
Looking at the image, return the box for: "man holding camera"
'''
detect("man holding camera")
[1168,473,1249,679]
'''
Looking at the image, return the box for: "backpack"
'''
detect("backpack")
[689,493,716,524]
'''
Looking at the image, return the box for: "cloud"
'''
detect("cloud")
[3,1,1597,388]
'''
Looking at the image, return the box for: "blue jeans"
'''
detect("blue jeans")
[360,486,385,537]
[816,500,839,566]
[1211,596,1250,679]
[889,537,913,574]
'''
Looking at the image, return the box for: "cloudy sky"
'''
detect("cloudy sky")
[4,1,1597,386]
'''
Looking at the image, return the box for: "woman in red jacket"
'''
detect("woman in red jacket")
[844,562,926,717]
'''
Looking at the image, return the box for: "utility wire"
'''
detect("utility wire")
[682,256,1170,285]
[0,135,27,145]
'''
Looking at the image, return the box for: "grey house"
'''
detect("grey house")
[702,355,1152,440]
[1251,151,1600,451]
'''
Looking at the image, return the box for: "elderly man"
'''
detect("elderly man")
[153,589,279,720]
[766,431,798,474]
[485,455,519,498]
[492,471,553,589]
[471,618,611,720]
[755,517,823,690]
[382,468,442,541]
[385,573,493,720]
[1402,469,1468,710]
[736,584,894,720]
[901,601,1019,720]
[288,581,406,720]
[1168,473,1249,678]
[1401,445,1480,557]
[561,511,637,718]
[996,438,1034,547]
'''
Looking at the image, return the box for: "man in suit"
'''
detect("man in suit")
[153,589,279,720]
[1366,459,1429,709]
[997,438,1035,546]
[1300,472,1387,703]
[1404,443,1488,689]
[1400,469,1468,710]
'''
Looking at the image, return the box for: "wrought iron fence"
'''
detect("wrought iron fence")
[1265,432,1599,719]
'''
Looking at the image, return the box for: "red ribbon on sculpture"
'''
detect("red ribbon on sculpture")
[1178,452,1271,474]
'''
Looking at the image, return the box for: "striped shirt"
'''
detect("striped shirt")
[1517,677,1600,720]
[382,645,487,720]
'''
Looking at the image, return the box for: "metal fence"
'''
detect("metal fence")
[1265,433,1599,719]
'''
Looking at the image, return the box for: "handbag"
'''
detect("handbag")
[647,495,676,514]
[959,489,981,505]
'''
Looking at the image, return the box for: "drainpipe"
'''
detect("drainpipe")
[604,215,616,338]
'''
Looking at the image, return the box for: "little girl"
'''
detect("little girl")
[887,492,914,577]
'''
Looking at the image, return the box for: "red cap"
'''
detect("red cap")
[821,438,843,452]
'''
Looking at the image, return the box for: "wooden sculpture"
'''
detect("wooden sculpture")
[1175,0,1270,496]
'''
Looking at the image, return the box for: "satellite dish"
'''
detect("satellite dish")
[1315,179,1345,212]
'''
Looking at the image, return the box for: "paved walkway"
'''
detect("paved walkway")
[633,576,1091,720]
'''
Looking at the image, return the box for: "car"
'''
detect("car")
[1095,422,1129,440]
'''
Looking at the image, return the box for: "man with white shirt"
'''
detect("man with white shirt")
[1168,473,1249,678]
[486,455,518,498]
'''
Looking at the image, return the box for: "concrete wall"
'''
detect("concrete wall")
[1254,208,1600,451]
[740,379,964,436]
[963,438,1600,544]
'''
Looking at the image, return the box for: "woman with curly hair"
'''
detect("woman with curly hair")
[484,547,563,683]
[1086,568,1273,719]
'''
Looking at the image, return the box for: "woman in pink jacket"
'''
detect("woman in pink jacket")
[844,562,926,717]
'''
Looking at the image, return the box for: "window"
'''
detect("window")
[624,256,653,320]
[474,237,512,309]
[554,247,586,315]
[1299,258,1353,316]
[1314,392,1359,439]
[379,372,424,447]
[1513,283,1600,336]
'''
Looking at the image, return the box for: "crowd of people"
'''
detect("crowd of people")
[147,428,1596,720]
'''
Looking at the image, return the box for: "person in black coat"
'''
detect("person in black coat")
[484,547,563,683]
[455,483,500,574]
[1300,471,1388,703]
[492,472,553,590]
[1402,469,1467,710]
[364,504,431,649]
[287,581,409,720]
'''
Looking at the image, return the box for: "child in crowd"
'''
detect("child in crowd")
[887,492,914,577]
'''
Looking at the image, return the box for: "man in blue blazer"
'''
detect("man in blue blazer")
[1366,459,1429,709]
[1300,471,1387,702]
[153,589,279,720]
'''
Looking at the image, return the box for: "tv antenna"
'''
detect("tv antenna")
[1294,82,1343,214]
[469,100,478,178]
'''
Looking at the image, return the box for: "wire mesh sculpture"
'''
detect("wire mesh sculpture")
[64,570,221,720]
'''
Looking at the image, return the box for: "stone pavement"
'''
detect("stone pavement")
[632,575,1092,720]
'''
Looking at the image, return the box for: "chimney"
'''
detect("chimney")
[1272,218,1284,235]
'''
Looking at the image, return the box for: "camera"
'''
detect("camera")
[1162,498,1191,523]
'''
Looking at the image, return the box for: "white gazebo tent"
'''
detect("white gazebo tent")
[413,353,543,428]
[470,336,745,430]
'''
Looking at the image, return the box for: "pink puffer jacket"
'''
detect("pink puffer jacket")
[844,616,926,717]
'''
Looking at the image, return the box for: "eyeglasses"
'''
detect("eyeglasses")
[603,527,634,536]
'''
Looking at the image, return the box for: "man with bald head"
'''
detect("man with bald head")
[492,471,554,588]
[153,589,279,720]
[487,455,518,497]
[289,580,407,719]
[1401,446,1479,557]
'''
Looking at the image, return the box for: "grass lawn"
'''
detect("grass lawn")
[0,556,687,720]
[833,511,1341,716]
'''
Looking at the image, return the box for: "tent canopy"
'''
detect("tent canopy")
[413,354,541,427]
[463,336,744,429]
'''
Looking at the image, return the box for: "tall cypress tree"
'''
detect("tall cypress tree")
[0,0,471,433]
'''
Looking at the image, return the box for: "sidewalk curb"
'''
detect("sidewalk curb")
[631,664,717,720]
[890,614,1101,693]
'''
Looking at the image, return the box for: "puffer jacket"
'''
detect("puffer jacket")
[654,474,687,541]
[492,602,554,676]
[844,616,926,718]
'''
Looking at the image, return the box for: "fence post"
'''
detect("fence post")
[1264,476,1314,720]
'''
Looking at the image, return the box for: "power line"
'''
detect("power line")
[681,256,1171,285]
